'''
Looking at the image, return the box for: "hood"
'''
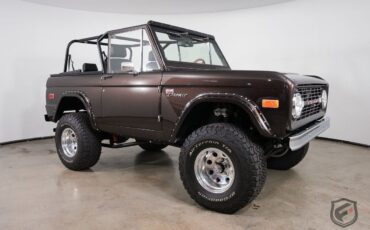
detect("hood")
[283,73,327,86]
[162,70,327,88]
[162,70,286,87]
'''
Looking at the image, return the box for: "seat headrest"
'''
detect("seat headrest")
[148,51,156,62]
[82,63,98,72]
[111,45,127,58]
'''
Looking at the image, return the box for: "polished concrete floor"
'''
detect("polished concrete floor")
[0,139,369,230]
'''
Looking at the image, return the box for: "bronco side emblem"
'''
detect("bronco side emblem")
[330,198,358,227]
[165,89,187,98]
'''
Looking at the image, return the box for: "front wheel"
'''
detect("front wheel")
[55,113,101,171]
[267,144,309,170]
[179,123,266,214]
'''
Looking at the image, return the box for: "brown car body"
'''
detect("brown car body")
[45,21,330,214]
[45,21,328,150]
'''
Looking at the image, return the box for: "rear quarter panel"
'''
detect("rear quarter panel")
[45,74,102,122]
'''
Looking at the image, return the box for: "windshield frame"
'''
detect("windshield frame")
[149,25,230,70]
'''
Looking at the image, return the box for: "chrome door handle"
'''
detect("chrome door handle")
[101,75,112,80]
[128,70,139,76]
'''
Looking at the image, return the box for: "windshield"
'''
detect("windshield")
[153,28,228,68]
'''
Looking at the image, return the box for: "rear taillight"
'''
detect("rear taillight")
[48,93,55,100]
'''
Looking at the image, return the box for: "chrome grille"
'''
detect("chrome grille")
[297,85,324,120]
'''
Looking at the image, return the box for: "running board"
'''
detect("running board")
[101,141,145,149]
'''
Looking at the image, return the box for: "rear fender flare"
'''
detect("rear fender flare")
[55,91,98,130]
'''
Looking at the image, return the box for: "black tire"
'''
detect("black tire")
[179,123,266,214]
[137,140,168,151]
[55,113,101,171]
[267,144,309,170]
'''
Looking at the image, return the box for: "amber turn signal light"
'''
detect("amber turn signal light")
[262,99,279,109]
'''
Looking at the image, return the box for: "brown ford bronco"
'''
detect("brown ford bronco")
[45,21,330,213]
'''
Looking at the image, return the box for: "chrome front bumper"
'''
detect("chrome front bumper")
[289,117,330,151]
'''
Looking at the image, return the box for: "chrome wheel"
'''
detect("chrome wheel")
[61,128,78,157]
[194,147,235,193]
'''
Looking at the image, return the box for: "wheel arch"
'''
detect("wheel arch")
[54,91,98,130]
[170,93,274,143]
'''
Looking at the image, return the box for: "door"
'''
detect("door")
[100,28,162,136]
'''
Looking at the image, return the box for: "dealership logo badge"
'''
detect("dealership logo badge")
[330,198,358,228]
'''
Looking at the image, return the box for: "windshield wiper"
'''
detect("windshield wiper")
[192,36,210,42]
[168,31,210,42]
[167,31,189,37]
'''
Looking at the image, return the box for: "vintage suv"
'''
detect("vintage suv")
[45,21,330,213]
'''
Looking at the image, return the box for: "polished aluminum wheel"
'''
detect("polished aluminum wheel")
[194,147,235,193]
[61,128,78,157]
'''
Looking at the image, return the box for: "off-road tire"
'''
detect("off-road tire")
[179,123,267,214]
[267,144,309,170]
[55,113,101,171]
[137,140,168,151]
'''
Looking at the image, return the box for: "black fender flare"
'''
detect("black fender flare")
[54,90,98,130]
[170,93,274,142]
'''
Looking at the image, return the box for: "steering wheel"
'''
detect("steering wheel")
[194,58,206,64]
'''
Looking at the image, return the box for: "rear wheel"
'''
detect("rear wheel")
[267,144,309,170]
[179,123,266,214]
[55,113,101,171]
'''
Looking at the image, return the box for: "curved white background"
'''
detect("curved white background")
[0,0,369,145]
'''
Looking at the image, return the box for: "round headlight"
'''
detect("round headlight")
[321,90,328,109]
[292,93,304,119]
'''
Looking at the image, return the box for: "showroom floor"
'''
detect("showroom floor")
[0,139,369,230]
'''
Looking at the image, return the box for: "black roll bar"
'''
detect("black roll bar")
[63,35,107,72]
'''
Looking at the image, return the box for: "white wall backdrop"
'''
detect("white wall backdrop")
[1,0,369,145]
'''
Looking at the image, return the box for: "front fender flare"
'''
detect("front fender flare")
[170,93,274,142]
